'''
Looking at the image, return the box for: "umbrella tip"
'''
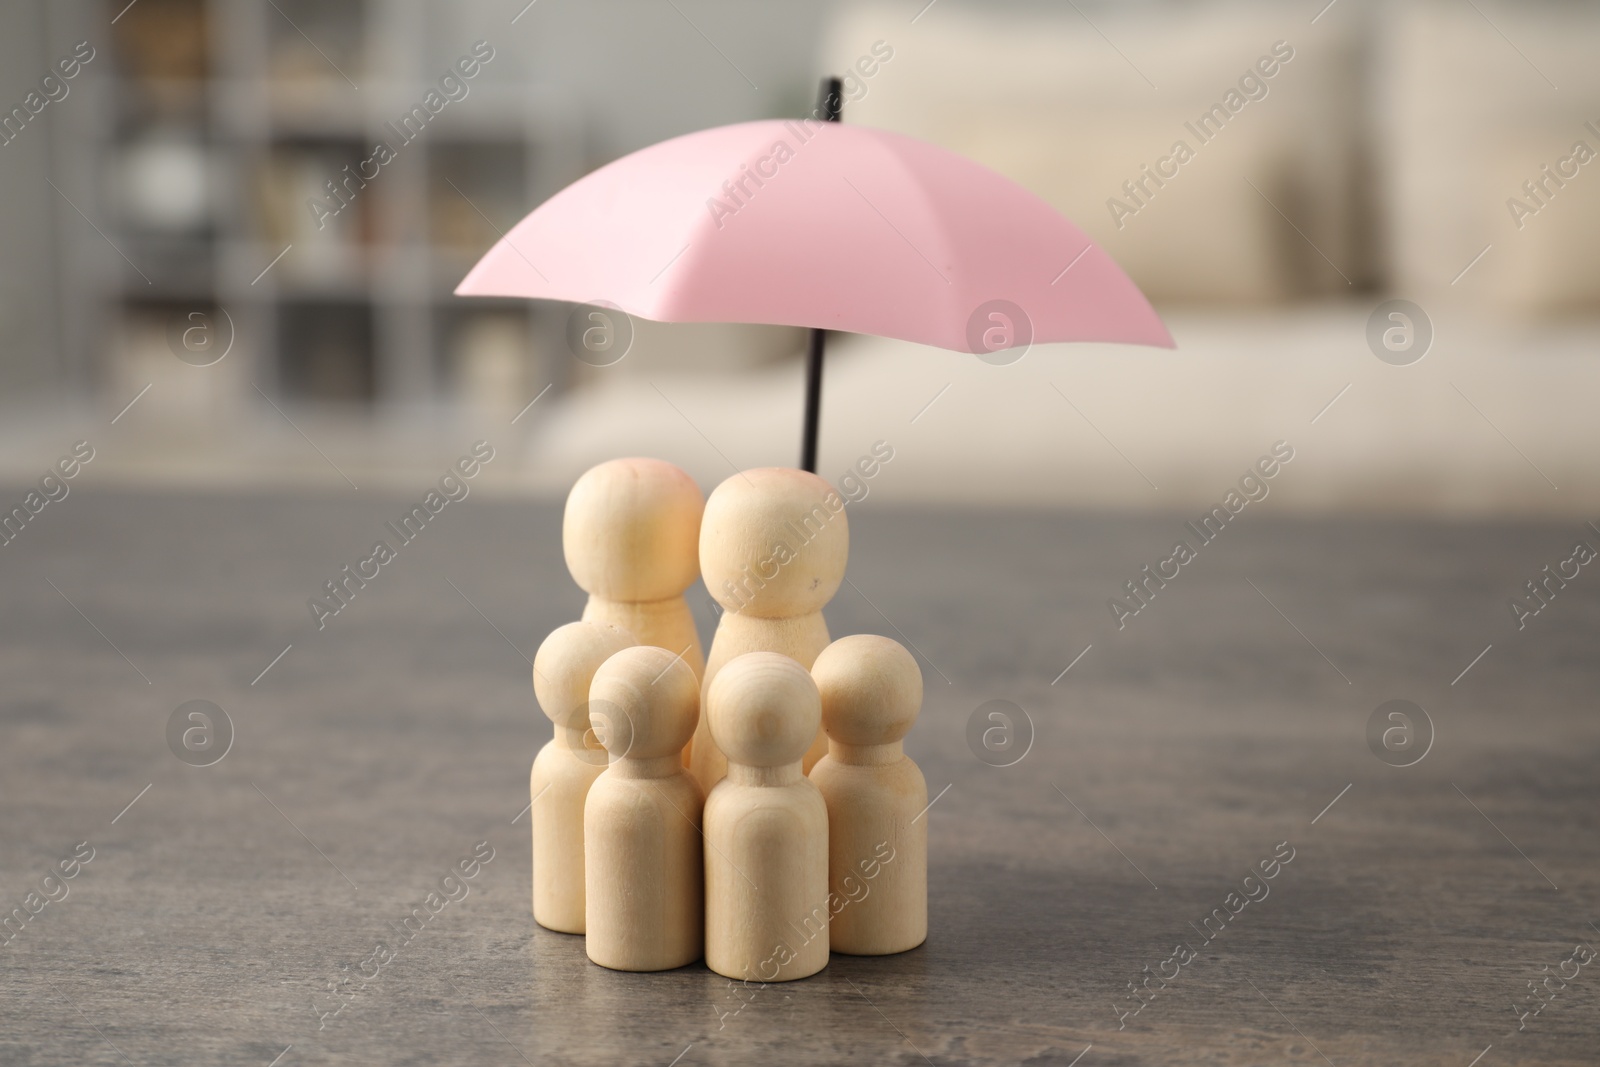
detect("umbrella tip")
[817,76,842,123]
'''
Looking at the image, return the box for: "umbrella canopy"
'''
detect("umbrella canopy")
[455,118,1172,353]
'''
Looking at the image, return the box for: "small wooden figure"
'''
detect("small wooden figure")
[691,467,848,794]
[809,634,928,955]
[704,651,830,982]
[529,620,637,934]
[584,644,704,971]
[564,457,706,680]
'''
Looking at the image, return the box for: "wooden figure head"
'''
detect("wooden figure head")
[812,634,922,747]
[587,645,700,763]
[532,620,637,732]
[563,457,704,603]
[699,467,849,620]
[707,651,821,769]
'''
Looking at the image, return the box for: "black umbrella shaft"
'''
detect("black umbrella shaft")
[800,77,843,474]
[801,327,825,472]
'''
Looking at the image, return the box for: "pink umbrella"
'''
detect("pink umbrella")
[457,81,1172,470]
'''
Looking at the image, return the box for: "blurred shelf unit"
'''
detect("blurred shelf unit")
[55,0,583,408]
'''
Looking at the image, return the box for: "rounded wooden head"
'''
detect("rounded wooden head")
[707,651,821,769]
[533,620,637,730]
[587,645,699,761]
[699,467,848,619]
[564,458,704,603]
[812,634,922,747]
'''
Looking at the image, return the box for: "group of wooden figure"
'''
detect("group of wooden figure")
[530,457,927,981]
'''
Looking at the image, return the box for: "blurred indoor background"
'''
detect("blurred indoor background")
[1,0,1595,514]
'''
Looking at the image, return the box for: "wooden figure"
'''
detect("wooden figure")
[529,620,638,934]
[809,634,927,955]
[704,651,830,982]
[584,644,704,971]
[691,467,848,794]
[564,456,706,679]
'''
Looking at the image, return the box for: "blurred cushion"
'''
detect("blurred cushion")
[820,2,1363,304]
[1378,0,1600,312]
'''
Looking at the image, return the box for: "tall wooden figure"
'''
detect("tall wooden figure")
[704,652,830,982]
[564,457,706,678]
[692,468,848,795]
[584,645,704,971]
[530,620,637,934]
[809,634,928,955]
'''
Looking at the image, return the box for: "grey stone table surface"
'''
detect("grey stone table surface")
[2,487,1597,1066]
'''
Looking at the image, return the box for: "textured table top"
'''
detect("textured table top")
[2,488,1596,1066]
